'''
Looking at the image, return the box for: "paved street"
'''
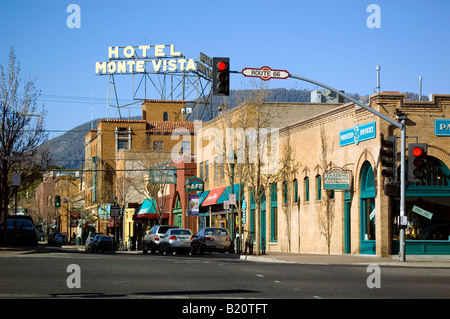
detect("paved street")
[1,246,450,300]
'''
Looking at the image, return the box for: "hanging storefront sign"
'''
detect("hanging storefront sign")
[185,176,204,191]
[149,165,177,184]
[340,121,376,146]
[324,168,352,190]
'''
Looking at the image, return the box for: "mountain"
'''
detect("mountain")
[44,89,427,168]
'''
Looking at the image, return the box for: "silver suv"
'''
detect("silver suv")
[143,225,178,254]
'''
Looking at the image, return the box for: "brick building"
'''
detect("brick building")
[84,100,198,236]
[197,93,450,257]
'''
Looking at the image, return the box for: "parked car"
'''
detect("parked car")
[85,232,103,251]
[159,228,193,254]
[93,235,114,252]
[0,217,38,247]
[190,227,231,254]
[54,233,67,246]
[143,225,179,254]
[87,234,103,252]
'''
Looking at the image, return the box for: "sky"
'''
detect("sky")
[1,0,449,139]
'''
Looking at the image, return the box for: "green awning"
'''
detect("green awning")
[198,190,210,206]
[218,183,244,204]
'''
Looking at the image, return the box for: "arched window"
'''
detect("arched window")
[293,179,298,203]
[163,112,169,121]
[360,162,376,252]
[316,175,322,200]
[304,177,310,202]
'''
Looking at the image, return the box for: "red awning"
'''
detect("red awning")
[201,187,226,206]
[133,213,169,220]
[107,219,121,227]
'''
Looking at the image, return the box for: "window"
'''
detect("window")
[270,183,278,242]
[304,177,310,202]
[214,158,218,180]
[205,160,209,181]
[118,140,128,150]
[181,141,190,153]
[200,162,204,180]
[293,179,298,203]
[163,112,169,121]
[153,141,162,151]
[316,175,322,200]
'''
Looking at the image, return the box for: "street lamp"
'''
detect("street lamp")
[228,151,237,253]
[185,179,192,229]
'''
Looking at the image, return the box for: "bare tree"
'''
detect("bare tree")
[279,134,300,252]
[0,47,49,243]
[318,125,335,254]
[235,81,283,255]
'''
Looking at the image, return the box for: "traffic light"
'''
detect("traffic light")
[55,195,61,207]
[212,57,230,96]
[380,135,398,182]
[408,143,428,183]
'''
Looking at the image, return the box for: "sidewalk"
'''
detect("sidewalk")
[2,244,450,268]
[239,251,450,268]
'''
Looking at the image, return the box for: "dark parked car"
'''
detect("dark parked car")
[143,225,179,254]
[93,236,114,252]
[0,217,38,247]
[190,227,231,254]
[85,232,103,251]
[86,234,103,252]
[54,233,67,246]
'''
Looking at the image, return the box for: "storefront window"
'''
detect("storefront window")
[361,162,376,242]
[393,157,450,241]
[363,198,376,240]
[393,200,450,241]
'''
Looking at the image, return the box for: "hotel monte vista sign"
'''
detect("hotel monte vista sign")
[95,44,196,74]
[339,121,376,147]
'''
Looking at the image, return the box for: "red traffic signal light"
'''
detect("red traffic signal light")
[217,61,227,71]
[213,57,230,96]
[408,143,427,183]
[412,147,422,157]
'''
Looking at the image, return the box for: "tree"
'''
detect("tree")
[0,48,49,244]
[318,125,335,254]
[235,81,283,255]
[279,134,300,252]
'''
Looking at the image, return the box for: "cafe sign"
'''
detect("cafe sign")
[324,168,352,190]
[185,176,204,192]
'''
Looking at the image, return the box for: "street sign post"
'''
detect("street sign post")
[241,66,290,81]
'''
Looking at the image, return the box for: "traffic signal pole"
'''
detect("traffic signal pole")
[289,74,407,261]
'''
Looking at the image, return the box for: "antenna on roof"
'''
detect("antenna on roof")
[91,88,94,130]
[419,76,422,101]
[376,66,381,93]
